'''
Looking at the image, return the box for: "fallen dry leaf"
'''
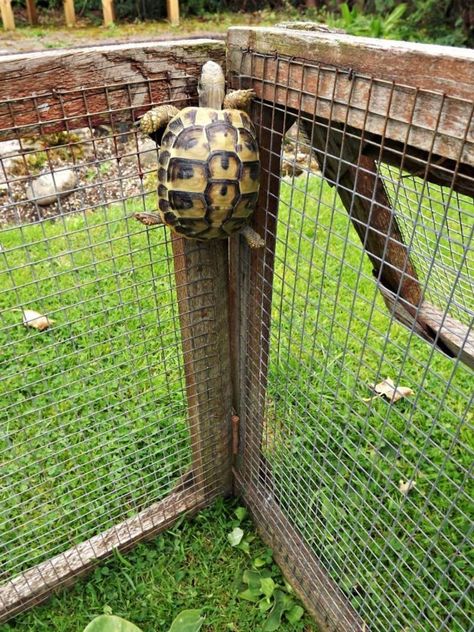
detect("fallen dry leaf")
[22,309,55,331]
[365,377,414,403]
[399,479,416,495]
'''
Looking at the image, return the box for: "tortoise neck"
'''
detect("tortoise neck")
[198,86,225,110]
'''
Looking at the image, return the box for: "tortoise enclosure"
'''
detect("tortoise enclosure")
[0,29,473,631]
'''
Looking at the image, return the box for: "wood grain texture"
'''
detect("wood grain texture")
[172,237,233,500]
[0,484,204,623]
[166,0,180,26]
[227,28,474,164]
[0,39,225,141]
[237,472,368,632]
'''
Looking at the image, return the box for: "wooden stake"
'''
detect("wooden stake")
[63,0,75,27]
[172,237,233,501]
[0,0,15,31]
[166,0,179,26]
[26,0,38,25]
[101,0,114,26]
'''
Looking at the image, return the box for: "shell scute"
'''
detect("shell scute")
[157,106,259,240]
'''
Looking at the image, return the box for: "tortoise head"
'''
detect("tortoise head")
[198,61,225,110]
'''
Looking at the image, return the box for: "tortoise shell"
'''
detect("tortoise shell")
[157,106,260,240]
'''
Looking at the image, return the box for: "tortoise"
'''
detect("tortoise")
[134,61,263,248]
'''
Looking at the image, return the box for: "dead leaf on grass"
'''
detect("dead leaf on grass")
[363,377,414,403]
[399,479,417,495]
[22,309,55,331]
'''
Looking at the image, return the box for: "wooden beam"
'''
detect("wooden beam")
[26,0,38,25]
[63,0,75,27]
[166,0,179,26]
[227,27,474,164]
[101,0,114,26]
[0,482,205,623]
[0,0,15,31]
[0,39,225,141]
[171,238,233,501]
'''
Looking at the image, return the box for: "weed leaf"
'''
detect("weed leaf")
[286,605,304,623]
[83,615,143,632]
[228,527,244,547]
[168,609,205,632]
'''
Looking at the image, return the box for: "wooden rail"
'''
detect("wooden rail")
[1,0,180,30]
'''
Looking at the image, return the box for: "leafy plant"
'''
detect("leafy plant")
[228,507,305,630]
[83,609,204,632]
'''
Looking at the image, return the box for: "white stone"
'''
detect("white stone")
[0,140,21,159]
[26,169,78,206]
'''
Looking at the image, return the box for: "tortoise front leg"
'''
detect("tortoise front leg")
[138,104,180,144]
[240,225,265,248]
[223,89,256,113]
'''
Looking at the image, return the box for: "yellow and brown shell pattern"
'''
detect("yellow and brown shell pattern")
[157,106,260,240]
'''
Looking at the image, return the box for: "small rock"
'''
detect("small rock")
[121,137,158,169]
[26,169,78,206]
[0,140,21,159]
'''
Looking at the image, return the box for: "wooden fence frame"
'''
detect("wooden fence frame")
[0,25,472,631]
[1,0,180,30]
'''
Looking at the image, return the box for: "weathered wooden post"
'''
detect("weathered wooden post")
[0,0,15,30]
[102,0,114,26]
[26,0,38,25]
[63,0,75,27]
[166,0,179,26]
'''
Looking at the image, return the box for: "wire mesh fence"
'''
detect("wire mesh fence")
[228,30,473,632]
[0,27,473,632]
[0,41,230,619]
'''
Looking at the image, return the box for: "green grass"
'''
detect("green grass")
[0,499,317,631]
[266,173,473,630]
[0,170,472,631]
[0,202,190,578]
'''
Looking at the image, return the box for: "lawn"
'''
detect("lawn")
[266,172,473,631]
[1,499,316,631]
[0,165,472,631]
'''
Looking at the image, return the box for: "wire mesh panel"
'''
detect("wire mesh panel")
[0,40,230,620]
[228,28,473,632]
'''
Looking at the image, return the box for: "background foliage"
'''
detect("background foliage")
[10,0,473,46]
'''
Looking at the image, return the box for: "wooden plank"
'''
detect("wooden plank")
[237,473,368,632]
[63,0,75,27]
[227,28,474,164]
[303,120,423,311]
[0,39,225,141]
[0,0,15,31]
[0,483,204,623]
[171,237,233,500]
[101,0,114,26]
[166,0,179,26]
[25,0,38,25]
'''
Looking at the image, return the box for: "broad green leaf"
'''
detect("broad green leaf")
[168,609,205,632]
[242,570,263,589]
[237,540,250,555]
[227,527,244,547]
[253,556,267,569]
[83,615,143,632]
[238,587,262,602]
[235,507,247,522]
[260,577,276,598]
[263,591,293,631]
[259,598,273,613]
[286,605,304,624]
